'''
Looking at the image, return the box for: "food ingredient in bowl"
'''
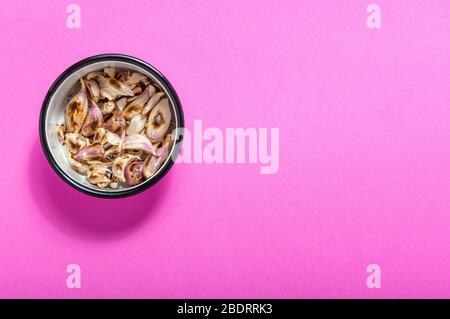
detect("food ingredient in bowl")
[58,68,175,189]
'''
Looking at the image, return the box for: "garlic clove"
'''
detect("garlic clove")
[146,98,171,142]
[104,67,116,78]
[103,131,122,148]
[142,91,164,115]
[57,123,66,143]
[104,145,120,162]
[100,100,116,115]
[124,160,144,186]
[81,101,103,137]
[142,135,171,179]
[147,84,156,98]
[142,154,167,179]
[109,176,120,189]
[142,77,151,86]
[112,154,140,182]
[73,144,104,162]
[65,132,88,154]
[96,75,134,100]
[156,132,174,157]
[132,85,143,95]
[116,70,130,83]
[86,79,100,100]
[121,86,151,120]
[68,156,89,174]
[86,159,110,166]
[124,149,146,159]
[116,97,127,111]
[124,72,148,86]
[126,114,147,136]
[86,71,103,80]
[87,164,112,187]
[92,127,106,144]
[102,111,126,135]
[65,79,89,133]
[121,134,156,155]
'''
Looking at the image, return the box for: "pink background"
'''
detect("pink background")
[0,0,450,298]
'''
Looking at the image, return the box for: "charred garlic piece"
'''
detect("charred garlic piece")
[121,86,153,120]
[73,144,104,162]
[65,132,88,154]
[69,157,89,174]
[102,131,121,148]
[146,98,171,142]
[109,175,120,189]
[126,114,147,136]
[85,79,100,101]
[116,97,127,111]
[124,161,144,186]
[116,70,130,83]
[121,134,156,155]
[87,164,112,188]
[143,148,168,179]
[86,71,103,80]
[65,79,88,133]
[100,101,116,115]
[132,85,143,95]
[92,127,106,144]
[112,154,140,182]
[62,144,89,174]
[95,74,134,100]
[103,111,126,135]
[104,67,116,78]
[57,124,66,143]
[142,92,164,115]
[124,72,148,86]
[81,101,103,137]
[142,134,172,178]
[104,145,121,162]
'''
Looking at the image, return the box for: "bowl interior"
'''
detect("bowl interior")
[43,60,181,194]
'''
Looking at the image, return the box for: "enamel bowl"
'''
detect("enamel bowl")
[39,54,184,198]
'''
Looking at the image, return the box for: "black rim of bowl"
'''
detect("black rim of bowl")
[39,53,184,198]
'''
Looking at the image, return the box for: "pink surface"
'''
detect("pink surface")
[0,0,450,298]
